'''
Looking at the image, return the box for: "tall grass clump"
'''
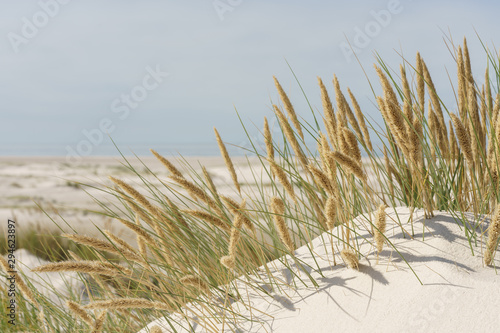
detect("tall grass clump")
[2,37,499,332]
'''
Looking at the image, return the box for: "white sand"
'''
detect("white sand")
[139,207,500,333]
[0,156,262,245]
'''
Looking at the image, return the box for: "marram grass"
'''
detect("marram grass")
[2,37,499,332]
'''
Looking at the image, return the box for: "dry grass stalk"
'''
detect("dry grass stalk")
[481,87,488,149]
[485,68,493,115]
[340,249,359,270]
[61,234,120,254]
[183,209,230,232]
[448,119,457,161]
[134,216,148,258]
[329,151,366,182]
[318,133,330,170]
[324,196,337,230]
[384,147,394,198]
[457,46,468,121]
[110,177,178,234]
[236,198,254,232]
[102,230,137,253]
[102,230,146,265]
[274,105,308,168]
[179,275,210,294]
[115,218,158,250]
[117,190,155,229]
[374,204,387,253]
[169,175,222,215]
[320,137,338,190]
[150,326,164,333]
[333,74,349,126]
[91,310,107,333]
[400,65,413,130]
[214,127,241,194]
[221,195,240,213]
[227,216,242,258]
[270,197,294,252]
[463,37,473,85]
[485,205,500,266]
[202,166,218,197]
[268,158,297,203]
[67,300,93,326]
[468,84,485,168]
[220,255,235,270]
[416,52,426,116]
[323,116,338,149]
[450,113,474,165]
[308,164,334,196]
[62,233,137,262]
[318,77,337,145]
[343,128,362,164]
[422,59,448,139]
[492,94,500,131]
[341,92,362,142]
[84,298,173,311]
[33,260,131,277]
[427,102,438,160]
[150,149,183,178]
[409,118,423,167]
[348,87,373,150]
[221,196,255,232]
[0,256,38,307]
[337,117,350,156]
[165,197,190,231]
[318,133,337,183]
[375,67,409,156]
[273,76,304,140]
[67,251,114,296]
[224,200,251,261]
[264,117,275,161]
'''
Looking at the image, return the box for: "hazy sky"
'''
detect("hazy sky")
[1,0,499,156]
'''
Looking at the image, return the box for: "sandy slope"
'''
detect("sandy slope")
[139,207,500,333]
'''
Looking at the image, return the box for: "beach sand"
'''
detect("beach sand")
[139,207,500,333]
[0,155,264,245]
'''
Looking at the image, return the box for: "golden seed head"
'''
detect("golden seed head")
[330,151,366,182]
[150,149,183,178]
[274,76,304,140]
[374,204,387,253]
[340,249,359,270]
[67,300,93,326]
[179,275,210,294]
[214,127,241,194]
[485,205,500,266]
[450,113,473,164]
[348,87,373,151]
[269,158,297,202]
[270,197,294,252]
[220,255,236,270]
[324,197,337,230]
[264,117,275,161]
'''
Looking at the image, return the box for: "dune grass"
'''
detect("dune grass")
[0,37,499,332]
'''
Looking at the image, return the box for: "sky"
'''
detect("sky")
[0,0,499,157]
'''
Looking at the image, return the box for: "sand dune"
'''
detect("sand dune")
[139,207,500,333]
